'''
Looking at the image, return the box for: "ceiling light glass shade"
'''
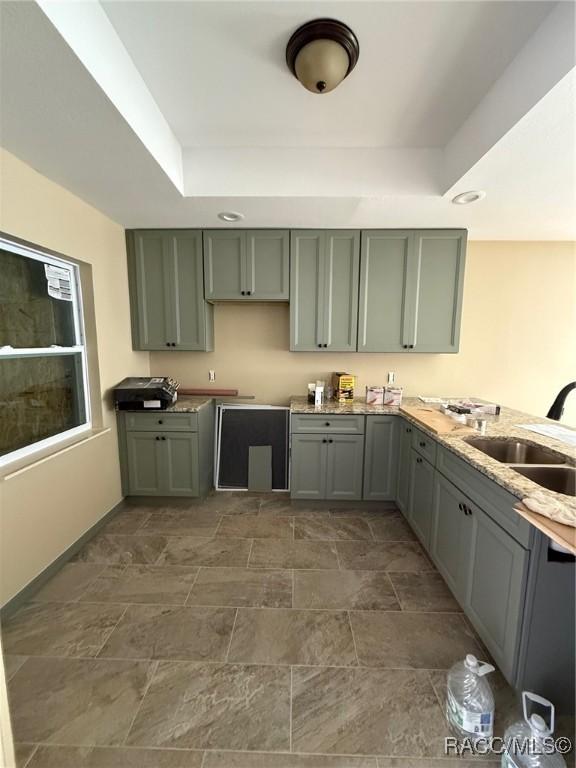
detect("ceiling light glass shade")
[451,191,486,205]
[286,19,359,95]
[294,38,350,94]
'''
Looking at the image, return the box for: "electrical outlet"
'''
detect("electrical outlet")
[387,371,395,385]
[209,370,216,382]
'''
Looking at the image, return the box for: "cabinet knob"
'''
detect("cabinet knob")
[162,436,166,441]
[325,422,330,427]
[406,428,412,433]
[416,457,422,464]
[458,502,463,511]
[419,441,426,448]
[322,439,327,443]
[155,436,160,441]
[241,291,245,295]
[323,343,328,348]
[158,420,163,424]
[318,344,322,348]
[328,438,333,443]
[165,342,170,347]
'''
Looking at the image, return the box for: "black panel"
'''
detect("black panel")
[218,408,289,490]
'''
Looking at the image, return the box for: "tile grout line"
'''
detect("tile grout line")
[93,604,129,657]
[246,538,255,568]
[289,664,293,753]
[121,659,160,746]
[385,572,404,611]
[183,565,203,606]
[224,607,239,662]
[19,743,38,768]
[291,568,295,608]
[347,610,361,667]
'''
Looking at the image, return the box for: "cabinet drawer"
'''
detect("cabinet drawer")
[124,412,198,432]
[437,446,533,548]
[411,427,437,464]
[291,414,365,434]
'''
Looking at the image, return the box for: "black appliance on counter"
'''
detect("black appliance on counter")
[113,377,178,410]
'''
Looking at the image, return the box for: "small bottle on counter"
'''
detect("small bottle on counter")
[307,383,316,404]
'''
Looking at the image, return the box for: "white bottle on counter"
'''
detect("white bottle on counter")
[446,654,495,743]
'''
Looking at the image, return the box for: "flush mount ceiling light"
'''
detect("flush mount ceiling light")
[451,190,487,205]
[218,211,244,222]
[286,18,360,94]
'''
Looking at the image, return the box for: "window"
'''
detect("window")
[0,236,91,465]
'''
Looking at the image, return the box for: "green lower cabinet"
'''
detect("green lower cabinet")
[464,503,529,682]
[325,434,364,501]
[396,420,413,514]
[126,432,164,495]
[119,404,214,498]
[430,472,473,602]
[408,449,435,548]
[290,432,363,500]
[290,433,327,500]
[163,433,199,496]
[363,416,400,501]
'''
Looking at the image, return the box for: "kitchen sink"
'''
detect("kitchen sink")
[465,437,568,465]
[513,466,576,496]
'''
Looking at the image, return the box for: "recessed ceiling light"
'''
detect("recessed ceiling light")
[451,190,486,205]
[218,211,244,223]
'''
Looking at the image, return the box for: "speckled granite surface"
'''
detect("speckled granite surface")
[164,396,213,413]
[290,396,576,526]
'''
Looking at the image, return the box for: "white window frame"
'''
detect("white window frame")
[0,236,92,467]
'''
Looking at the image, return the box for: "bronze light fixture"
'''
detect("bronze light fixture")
[286,18,360,94]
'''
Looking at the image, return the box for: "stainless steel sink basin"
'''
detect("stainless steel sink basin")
[465,437,567,465]
[513,466,576,496]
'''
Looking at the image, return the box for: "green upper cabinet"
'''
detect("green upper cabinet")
[357,229,466,353]
[411,230,466,353]
[358,231,413,352]
[290,230,360,351]
[203,230,289,300]
[127,230,213,351]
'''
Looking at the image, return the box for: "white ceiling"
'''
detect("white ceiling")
[100,1,551,149]
[0,0,575,239]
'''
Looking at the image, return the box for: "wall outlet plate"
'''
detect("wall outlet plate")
[209,370,216,382]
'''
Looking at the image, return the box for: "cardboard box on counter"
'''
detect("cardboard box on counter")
[366,386,384,405]
[383,387,403,406]
[333,372,355,403]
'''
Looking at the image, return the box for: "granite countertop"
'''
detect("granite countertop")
[289,395,576,537]
[164,396,214,413]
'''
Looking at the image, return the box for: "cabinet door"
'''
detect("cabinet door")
[323,231,360,352]
[326,434,364,501]
[396,421,413,514]
[129,231,173,350]
[410,230,466,352]
[408,450,435,548]
[163,432,200,496]
[358,231,414,352]
[465,504,529,681]
[290,231,325,351]
[245,230,289,300]
[363,416,399,501]
[169,231,213,350]
[430,472,473,601]
[125,432,164,495]
[290,433,327,499]
[203,231,245,300]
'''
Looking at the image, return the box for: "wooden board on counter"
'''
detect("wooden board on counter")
[515,503,576,555]
[400,405,476,435]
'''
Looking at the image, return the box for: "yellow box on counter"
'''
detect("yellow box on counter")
[333,372,356,403]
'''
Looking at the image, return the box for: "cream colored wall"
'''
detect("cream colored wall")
[151,241,576,426]
[0,149,149,605]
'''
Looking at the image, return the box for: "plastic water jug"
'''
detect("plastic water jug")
[447,653,495,742]
[502,692,567,768]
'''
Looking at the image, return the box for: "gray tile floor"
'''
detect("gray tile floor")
[0,493,562,767]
